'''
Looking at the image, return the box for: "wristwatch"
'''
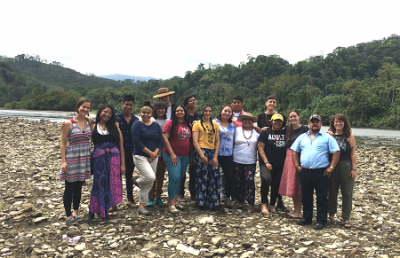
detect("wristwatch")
[329,166,334,170]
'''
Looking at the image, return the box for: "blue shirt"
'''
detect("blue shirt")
[131,121,163,158]
[116,112,138,154]
[291,130,340,169]
[216,118,235,156]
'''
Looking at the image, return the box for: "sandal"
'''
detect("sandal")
[327,217,335,224]
[261,205,269,216]
[169,205,179,213]
[269,207,278,214]
[288,213,301,219]
[175,202,185,210]
[344,220,352,228]
[247,205,255,213]
[109,206,118,212]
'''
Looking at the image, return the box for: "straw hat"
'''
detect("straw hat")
[153,88,175,98]
[237,112,258,122]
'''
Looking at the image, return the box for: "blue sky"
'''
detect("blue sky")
[2,0,400,79]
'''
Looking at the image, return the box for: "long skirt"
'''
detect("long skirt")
[194,149,221,210]
[279,149,301,197]
[89,142,123,218]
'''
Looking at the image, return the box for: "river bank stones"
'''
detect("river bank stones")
[1,117,400,257]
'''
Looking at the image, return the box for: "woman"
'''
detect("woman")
[233,113,259,213]
[258,113,288,215]
[278,109,308,218]
[131,100,163,215]
[215,104,236,208]
[192,104,221,210]
[328,114,357,228]
[147,101,169,207]
[86,104,125,220]
[60,98,94,223]
[163,105,192,213]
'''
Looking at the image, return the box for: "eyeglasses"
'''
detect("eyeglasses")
[188,99,197,103]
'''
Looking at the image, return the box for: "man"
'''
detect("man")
[153,88,176,119]
[257,95,279,130]
[231,95,246,126]
[116,95,138,207]
[178,94,201,202]
[291,114,340,230]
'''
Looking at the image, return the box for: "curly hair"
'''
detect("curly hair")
[329,113,352,138]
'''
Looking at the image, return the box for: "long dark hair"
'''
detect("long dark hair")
[216,104,233,123]
[169,105,192,136]
[200,104,215,133]
[286,109,300,144]
[96,104,120,145]
[329,113,352,138]
[153,101,167,119]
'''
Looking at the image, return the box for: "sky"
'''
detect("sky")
[2,0,400,79]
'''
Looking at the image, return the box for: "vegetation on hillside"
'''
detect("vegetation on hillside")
[1,34,400,128]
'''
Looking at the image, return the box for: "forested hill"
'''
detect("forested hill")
[1,34,400,128]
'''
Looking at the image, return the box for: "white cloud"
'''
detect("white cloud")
[2,0,399,79]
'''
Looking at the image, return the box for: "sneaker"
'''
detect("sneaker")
[154,198,166,207]
[146,199,154,207]
[138,207,150,215]
[66,216,75,224]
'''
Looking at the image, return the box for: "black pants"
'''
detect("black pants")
[179,158,196,199]
[300,167,329,225]
[218,155,235,199]
[63,181,84,216]
[125,153,135,202]
[260,164,283,206]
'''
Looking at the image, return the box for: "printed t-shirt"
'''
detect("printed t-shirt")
[163,120,191,157]
[259,128,287,168]
[192,121,220,150]
[216,118,235,156]
[233,127,260,164]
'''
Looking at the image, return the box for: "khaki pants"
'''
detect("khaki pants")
[133,155,158,204]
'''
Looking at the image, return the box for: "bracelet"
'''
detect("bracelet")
[265,160,270,164]
[351,169,356,171]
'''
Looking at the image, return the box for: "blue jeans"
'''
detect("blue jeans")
[163,153,190,200]
[299,167,329,225]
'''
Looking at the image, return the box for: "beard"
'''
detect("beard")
[311,127,320,132]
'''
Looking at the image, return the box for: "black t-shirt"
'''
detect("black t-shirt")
[259,128,287,168]
[186,111,201,127]
[287,125,309,148]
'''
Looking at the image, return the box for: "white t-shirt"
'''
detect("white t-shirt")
[233,127,260,164]
[166,106,172,120]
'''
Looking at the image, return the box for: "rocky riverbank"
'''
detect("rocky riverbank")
[0,117,400,258]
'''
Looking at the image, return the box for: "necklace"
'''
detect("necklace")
[99,124,107,131]
[271,129,282,144]
[242,128,253,146]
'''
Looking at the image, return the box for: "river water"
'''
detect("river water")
[1,109,400,151]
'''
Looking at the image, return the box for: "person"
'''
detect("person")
[279,109,309,219]
[178,94,201,202]
[257,95,278,131]
[131,100,163,215]
[231,95,246,126]
[328,114,357,228]
[215,104,236,208]
[258,113,288,216]
[60,98,94,223]
[233,113,260,213]
[291,114,340,230]
[116,95,138,208]
[147,101,169,207]
[86,104,125,220]
[153,88,176,119]
[192,104,221,210]
[162,105,192,213]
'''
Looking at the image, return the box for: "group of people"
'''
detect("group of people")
[60,88,357,230]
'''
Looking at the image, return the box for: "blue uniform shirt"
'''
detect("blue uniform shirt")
[116,112,138,154]
[291,130,339,169]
